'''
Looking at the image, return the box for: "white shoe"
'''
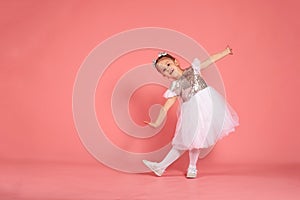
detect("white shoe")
[142,160,165,176]
[186,167,198,178]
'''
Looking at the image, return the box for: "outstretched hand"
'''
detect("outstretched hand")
[225,45,233,55]
[144,120,157,128]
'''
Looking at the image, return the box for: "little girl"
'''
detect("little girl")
[143,46,239,178]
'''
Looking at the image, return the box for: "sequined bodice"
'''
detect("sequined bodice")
[171,67,208,102]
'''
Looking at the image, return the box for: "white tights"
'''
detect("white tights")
[157,147,201,170]
[188,148,201,169]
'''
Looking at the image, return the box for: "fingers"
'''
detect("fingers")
[226,45,233,55]
[144,121,157,128]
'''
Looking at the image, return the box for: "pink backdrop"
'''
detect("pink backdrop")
[1,0,299,167]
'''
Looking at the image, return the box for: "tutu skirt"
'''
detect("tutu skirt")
[172,86,239,158]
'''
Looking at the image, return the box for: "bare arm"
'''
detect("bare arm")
[200,45,233,70]
[162,96,177,112]
[144,96,177,128]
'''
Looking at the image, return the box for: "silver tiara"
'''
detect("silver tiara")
[152,52,168,67]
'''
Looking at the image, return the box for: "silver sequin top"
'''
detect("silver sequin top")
[168,66,208,102]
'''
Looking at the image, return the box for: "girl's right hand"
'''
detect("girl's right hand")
[144,121,157,128]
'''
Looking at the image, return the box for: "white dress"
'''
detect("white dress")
[163,58,239,158]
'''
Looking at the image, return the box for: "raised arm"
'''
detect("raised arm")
[200,45,233,70]
[144,96,177,128]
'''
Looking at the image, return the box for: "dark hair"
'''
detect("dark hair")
[154,53,176,67]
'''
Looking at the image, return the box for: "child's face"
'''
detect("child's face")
[156,57,182,80]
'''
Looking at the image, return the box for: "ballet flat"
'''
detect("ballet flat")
[186,167,198,178]
[142,160,165,176]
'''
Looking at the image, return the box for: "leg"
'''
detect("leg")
[158,147,185,169]
[188,148,201,169]
[187,148,201,178]
[143,147,185,176]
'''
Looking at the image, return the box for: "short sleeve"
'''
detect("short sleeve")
[163,80,181,98]
[163,89,177,98]
[191,58,202,75]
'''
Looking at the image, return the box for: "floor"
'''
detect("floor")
[1,160,299,200]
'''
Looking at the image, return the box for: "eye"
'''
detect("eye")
[167,63,170,66]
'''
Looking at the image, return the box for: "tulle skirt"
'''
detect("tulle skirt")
[172,86,239,158]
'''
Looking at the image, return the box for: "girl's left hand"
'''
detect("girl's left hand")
[225,45,233,55]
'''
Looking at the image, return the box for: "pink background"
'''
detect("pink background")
[1,0,299,164]
[1,0,300,199]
